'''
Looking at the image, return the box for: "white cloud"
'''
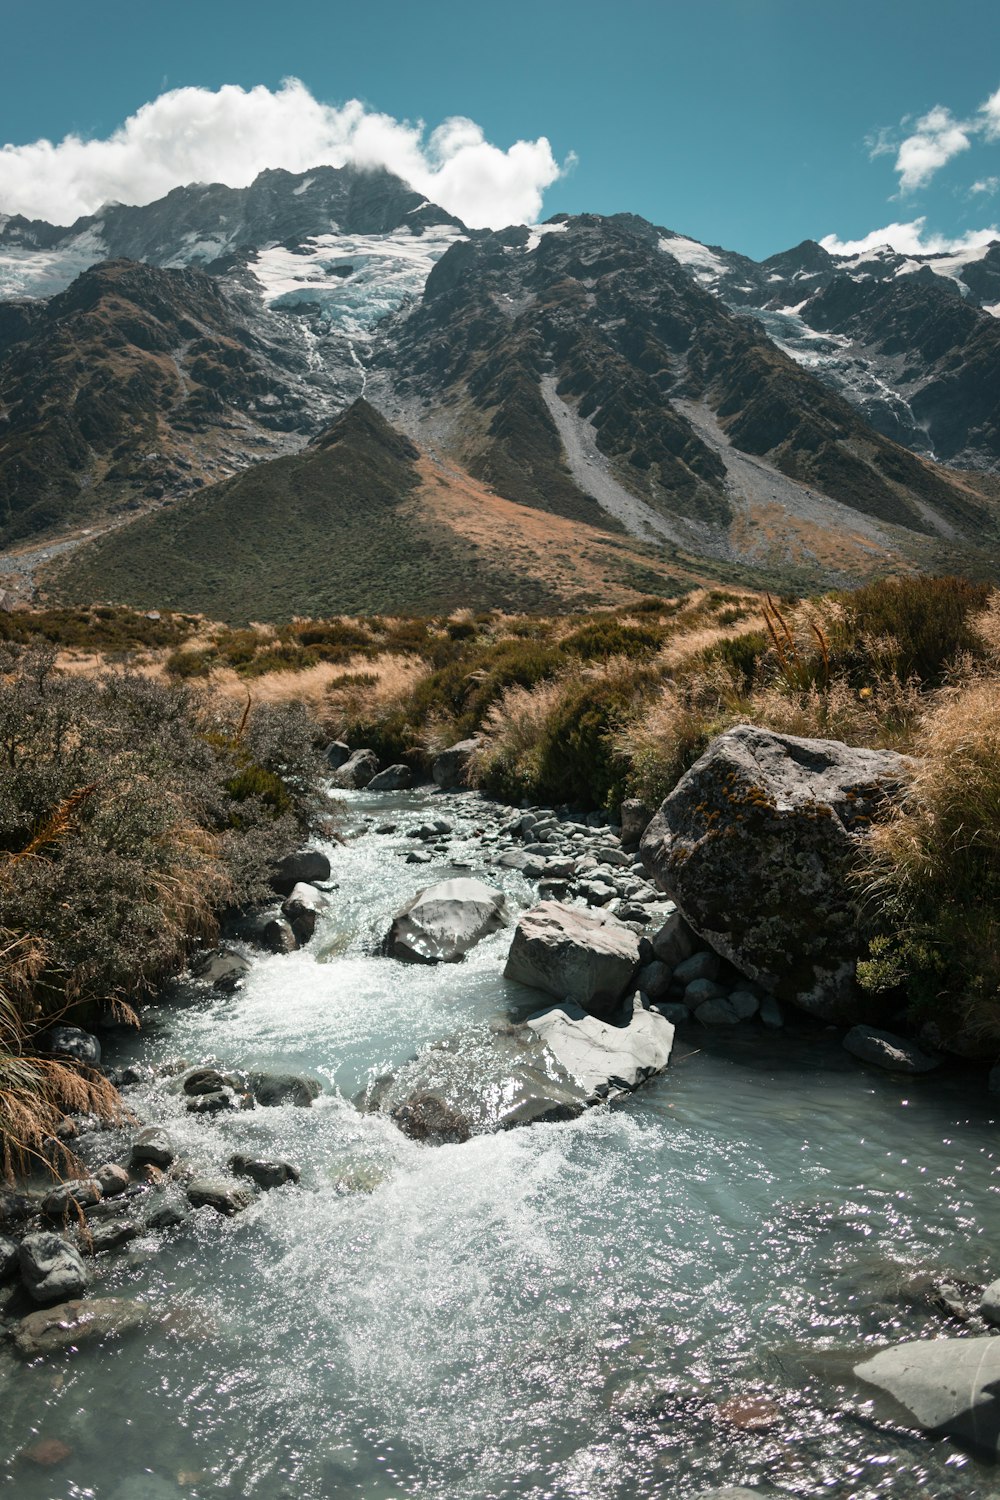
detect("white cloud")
[819,218,1000,258]
[971,176,1000,196]
[0,79,567,229]
[894,106,971,193]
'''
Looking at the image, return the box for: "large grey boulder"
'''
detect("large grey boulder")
[504,901,641,1017]
[386,878,508,964]
[332,748,379,789]
[855,1337,1000,1459]
[325,740,351,769]
[619,799,653,849]
[367,764,413,792]
[843,1025,941,1074]
[191,947,252,990]
[640,725,909,1020]
[359,994,673,1142]
[36,1025,101,1066]
[432,738,480,790]
[19,1232,88,1304]
[13,1297,150,1356]
[269,848,331,896]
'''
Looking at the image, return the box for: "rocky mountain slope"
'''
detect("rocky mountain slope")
[2,164,1000,609]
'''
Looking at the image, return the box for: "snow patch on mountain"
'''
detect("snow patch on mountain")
[658,234,727,286]
[0,228,108,299]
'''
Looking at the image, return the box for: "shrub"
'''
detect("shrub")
[166,647,215,679]
[562,619,665,661]
[837,575,992,686]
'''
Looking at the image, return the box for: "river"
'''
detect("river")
[4,786,999,1500]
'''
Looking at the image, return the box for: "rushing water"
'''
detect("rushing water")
[3,787,999,1500]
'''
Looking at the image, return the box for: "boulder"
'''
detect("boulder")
[527,995,674,1096]
[0,1235,19,1281]
[130,1127,176,1170]
[619,799,653,850]
[843,1026,941,1074]
[41,1180,102,1217]
[240,914,298,954]
[650,907,696,967]
[92,1164,129,1199]
[84,1220,141,1255]
[186,1178,256,1215]
[190,947,251,990]
[247,1072,321,1108]
[36,1025,101,1067]
[432,738,480,790]
[855,1336,1000,1459]
[640,725,909,1020]
[325,740,351,769]
[385,878,508,964]
[13,1297,150,1357]
[281,881,330,944]
[269,848,332,897]
[504,901,641,1016]
[331,748,379,790]
[230,1155,300,1189]
[19,1233,88,1304]
[979,1278,1000,1326]
[367,764,413,792]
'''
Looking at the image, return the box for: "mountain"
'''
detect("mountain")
[2,165,1000,612]
[49,399,705,620]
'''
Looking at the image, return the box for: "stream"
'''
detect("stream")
[3,785,999,1500]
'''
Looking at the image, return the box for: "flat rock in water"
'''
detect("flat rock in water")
[19,1233,88,1305]
[230,1154,300,1189]
[385,878,508,964]
[130,1128,176,1169]
[855,1336,1000,1459]
[13,1297,150,1356]
[527,996,674,1097]
[504,901,641,1016]
[186,1179,256,1215]
[843,1026,941,1074]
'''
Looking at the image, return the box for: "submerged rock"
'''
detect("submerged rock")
[641,725,909,1020]
[855,1336,1000,1459]
[230,1154,300,1189]
[13,1297,150,1356]
[385,878,508,964]
[248,1072,321,1107]
[843,1026,941,1074]
[504,901,641,1017]
[19,1233,88,1304]
[186,1178,257,1215]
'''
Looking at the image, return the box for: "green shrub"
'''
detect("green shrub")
[837,574,992,685]
[562,619,665,660]
[166,647,215,678]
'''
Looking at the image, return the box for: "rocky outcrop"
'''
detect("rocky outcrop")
[385,878,508,964]
[641,725,909,1019]
[504,901,641,1016]
[432,739,480,790]
[855,1337,1000,1460]
[332,748,379,789]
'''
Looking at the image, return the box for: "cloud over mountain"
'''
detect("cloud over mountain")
[820,218,999,258]
[0,78,567,229]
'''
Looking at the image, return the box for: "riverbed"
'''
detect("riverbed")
[3,786,998,1500]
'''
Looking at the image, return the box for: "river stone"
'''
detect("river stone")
[269,848,332,897]
[386,878,508,964]
[325,740,351,769]
[684,978,728,1007]
[143,1190,188,1230]
[41,1179,102,1217]
[619,799,653,849]
[855,1336,1000,1459]
[230,1154,300,1189]
[504,901,641,1017]
[281,881,330,944]
[331,748,379,789]
[130,1127,176,1169]
[36,1025,102,1066]
[248,1072,321,1107]
[843,1026,941,1074]
[84,1219,141,1255]
[13,1297,150,1357]
[695,997,741,1026]
[432,738,480,790]
[674,951,721,985]
[650,907,696,967]
[0,1235,19,1281]
[186,1179,256,1215]
[979,1279,1000,1326]
[759,995,784,1029]
[527,995,674,1097]
[640,725,910,1021]
[191,947,252,990]
[367,764,413,792]
[19,1233,88,1304]
[729,991,760,1021]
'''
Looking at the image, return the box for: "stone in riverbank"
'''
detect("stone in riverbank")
[504,901,640,1017]
[367,764,413,791]
[36,1025,102,1066]
[432,738,480,790]
[843,1026,941,1074]
[855,1336,1000,1459]
[41,1180,102,1217]
[191,948,252,990]
[281,882,330,944]
[230,1155,300,1189]
[186,1179,256,1215]
[269,848,332,897]
[130,1128,176,1169]
[640,725,909,1021]
[19,1233,88,1304]
[386,878,508,964]
[331,748,379,789]
[13,1297,150,1356]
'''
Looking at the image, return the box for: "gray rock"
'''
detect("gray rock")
[281,881,330,944]
[504,901,641,1017]
[130,1127,175,1169]
[19,1233,88,1304]
[230,1155,300,1189]
[432,738,480,790]
[84,1220,141,1255]
[684,978,729,1007]
[650,907,696,967]
[654,1001,692,1025]
[596,847,630,868]
[527,994,674,1097]
[182,1066,238,1096]
[674,950,721,985]
[386,878,508,964]
[325,740,351,769]
[367,764,413,792]
[260,916,299,954]
[0,1235,19,1282]
[640,725,909,1020]
[980,1278,1000,1327]
[41,1179,102,1217]
[695,997,740,1026]
[759,994,784,1029]
[186,1178,256,1215]
[248,1072,321,1108]
[269,848,332,896]
[191,947,252,990]
[13,1296,150,1356]
[496,849,530,870]
[186,1089,241,1115]
[332,748,379,789]
[843,1026,941,1074]
[143,1191,188,1230]
[36,1025,101,1066]
[619,799,653,849]
[855,1336,1000,1459]
[729,991,760,1020]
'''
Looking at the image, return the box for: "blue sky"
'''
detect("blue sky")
[2,0,1000,257]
